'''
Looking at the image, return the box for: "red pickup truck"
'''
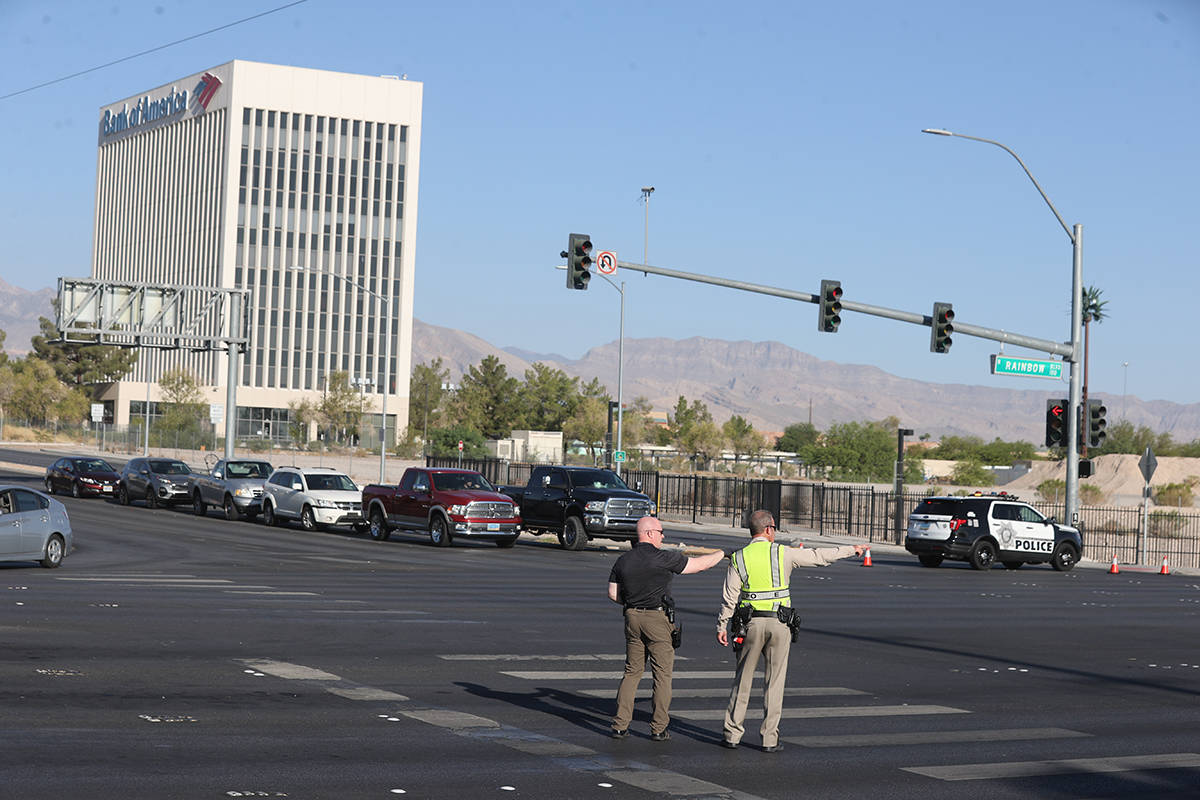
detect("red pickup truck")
[361,467,521,548]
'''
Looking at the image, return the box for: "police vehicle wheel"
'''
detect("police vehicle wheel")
[429,515,452,547]
[1050,542,1079,572]
[918,554,943,568]
[495,534,518,548]
[369,509,391,541]
[562,516,587,551]
[968,540,997,570]
[1002,560,1023,570]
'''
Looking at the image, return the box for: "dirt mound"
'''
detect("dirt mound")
[1005,454,1200,507]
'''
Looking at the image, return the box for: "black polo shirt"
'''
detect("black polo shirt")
[609,542,689,608]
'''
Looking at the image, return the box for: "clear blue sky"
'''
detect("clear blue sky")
[1,0,1197,406]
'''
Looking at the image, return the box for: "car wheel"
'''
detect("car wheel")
[1002,560,1024,570]
[968,540,997,570]
[145,488,158,510]
[224,496,239,521]
[562,516,588,551]
[429,515,452,547]
[495,534,518,548]
[44,477,56,495]
[117,484,129,505]
[300,505,320,532]
[263,502,281,527]
[918,554,943,568]
[41,534,65,568]
[72,482,83,498]
[193,494,207,517]
[1050,542,1079,572]
[369,509,391,541]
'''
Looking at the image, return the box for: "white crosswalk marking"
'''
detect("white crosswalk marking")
[903,752,1200,781]
[675,704,968,720]
[580,686,865,699]
[501,670,732,680]
[788,728,1090,747]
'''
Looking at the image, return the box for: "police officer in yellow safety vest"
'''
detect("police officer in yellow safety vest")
[715,509,865,752]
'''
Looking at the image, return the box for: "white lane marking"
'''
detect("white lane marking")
[440,654,627,661]
[502,670,732,680]
[606,770,734,796]
[580,686,866,699]
[314,610,429,615]
[226,591,320,596]
[675,704,968,720]
[400,709,500,729]
[903,752,1200,781]
[56,577,238,584]
[240,659,341,681]
[788,727,1089,747]
[327,687,408,701]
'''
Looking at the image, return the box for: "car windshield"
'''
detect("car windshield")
[227,461,272,478]
[432,472,494,492]
[570,469,628,490]
[149,460,191,475]
[306,473,357,492]
[74,459,115,472]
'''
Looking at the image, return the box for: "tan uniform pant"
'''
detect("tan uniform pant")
[612,608,675,735]
[723,616,791,747]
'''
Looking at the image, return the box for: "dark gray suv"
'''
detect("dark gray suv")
[117,457,193,509]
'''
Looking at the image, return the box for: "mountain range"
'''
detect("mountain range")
[2,280,1196,443]
[412,319,1200,444]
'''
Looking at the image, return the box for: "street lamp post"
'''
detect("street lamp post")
[290,265,391,484]
[922,128,1083,525]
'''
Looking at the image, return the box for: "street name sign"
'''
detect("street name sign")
[990,355,1063,380]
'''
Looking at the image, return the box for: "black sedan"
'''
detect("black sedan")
[44,456,121,498]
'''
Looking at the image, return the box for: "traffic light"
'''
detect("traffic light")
[1045,398,1067,448]
[1086,398,1108,448]
[564,233,592,290]
[817,280,842,332]
[930,302,954,353]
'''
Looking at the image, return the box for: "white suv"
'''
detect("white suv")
[261,466,364,532]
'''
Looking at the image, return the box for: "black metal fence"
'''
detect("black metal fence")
[425,457,1200,569]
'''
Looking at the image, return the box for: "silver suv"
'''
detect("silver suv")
[117,457,193,509]
[261,466,364,532]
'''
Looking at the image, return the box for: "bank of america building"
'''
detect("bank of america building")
[93,60,421,443]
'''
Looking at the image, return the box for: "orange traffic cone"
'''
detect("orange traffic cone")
[1159,556,1170,576]
[1108,555,1120,574]
[862,548,873,567]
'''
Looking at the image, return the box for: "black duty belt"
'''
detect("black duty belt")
[626,606,664,611]
[750,610,779,618]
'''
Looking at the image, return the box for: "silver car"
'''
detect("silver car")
[261,466,364,532]
[0,485,73,568]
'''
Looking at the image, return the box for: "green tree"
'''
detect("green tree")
[776,422,818,454]
[564,394,608,462]
[617,396,655,449]
[30,315,138,393]
[455,356,521,438]
[518,363,579,431]
[319,371,365,444]
[668,396,725,470]
[427,426,488,459]
[809,420,895,482]
[408,358,451,437]
[950,458,994,486]
[158,368,206,446]
[7,358,88,425]
[287,397,320,445]
[723,415,765,464]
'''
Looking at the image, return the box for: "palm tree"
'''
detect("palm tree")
[1081,285,1107,455]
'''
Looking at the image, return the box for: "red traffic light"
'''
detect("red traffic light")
[1050,404,1063,417]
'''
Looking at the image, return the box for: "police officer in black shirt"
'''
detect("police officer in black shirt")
[607,516,726,741]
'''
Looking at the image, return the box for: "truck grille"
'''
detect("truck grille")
[607,498,653,518]
[467,501,517,519]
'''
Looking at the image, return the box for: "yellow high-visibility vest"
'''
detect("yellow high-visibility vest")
[731,539,790,611]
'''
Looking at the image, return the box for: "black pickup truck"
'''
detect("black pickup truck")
[499,465,655,551]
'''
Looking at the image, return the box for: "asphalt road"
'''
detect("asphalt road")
[2,452,1199,799]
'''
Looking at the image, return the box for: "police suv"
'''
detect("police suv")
[905,494,1083,571]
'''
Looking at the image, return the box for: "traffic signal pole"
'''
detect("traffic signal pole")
[613,258,1073,357]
